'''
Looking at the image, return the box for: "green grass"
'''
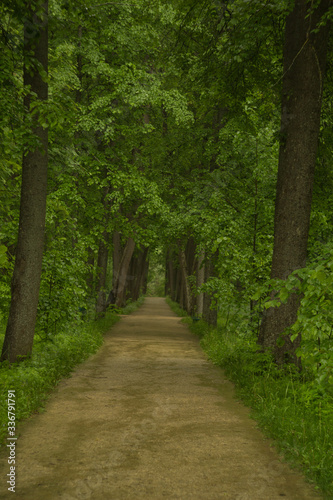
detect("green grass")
[121,295,145,314]
[166,298,333,499]
[165,297,187,318]
[0,297,145,447]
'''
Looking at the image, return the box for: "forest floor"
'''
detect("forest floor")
[0,297,323,500]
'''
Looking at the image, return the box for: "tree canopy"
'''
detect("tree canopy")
[0,0,332,379]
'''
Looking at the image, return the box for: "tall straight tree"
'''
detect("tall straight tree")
[1,1,48,363]
[258,0,331,365]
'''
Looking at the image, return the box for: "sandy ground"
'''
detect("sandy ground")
[0,297,323,499]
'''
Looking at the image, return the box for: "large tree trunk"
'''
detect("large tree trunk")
[106,231,123,307]
[131,247,149,301]
[202,254,217,327]
[95,231,110,318]
[178,241,192,314]
[169,259,177,300]
[95,181,110,318]
[115,237,136,307]
[165,252,170,297]
[258,0,331,366]
[174,266,181,304]
[86,247,95,298]
[165,248,177,300]
[196,249,205,317]
[142,258,149,296]
[112,231,122,293]
[186,238,197,315]
[1,2,48,363]
[125,253,137,300]
[166,250,175,298]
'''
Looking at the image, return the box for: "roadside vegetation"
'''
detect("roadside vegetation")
[166,297,333,499]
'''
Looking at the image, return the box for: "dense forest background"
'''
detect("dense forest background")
[1,0,333,369]
[1,0,333,494]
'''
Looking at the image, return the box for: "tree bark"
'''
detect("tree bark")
[186,237,197,313]
[196,249,205,317]
[258,0,331,365]
[86,247,95,298]
[141,258,149,296]
[95,179,110,318]
[165,248,175,297]
[169,259,177,300]
[1,2,48,363]
[165,252,170,296]
[112,231,122,293]
[126,253,137,300]
[132,247,149,300]
[203,254,218,327]
[95,231,110,318]
[178,241,192,314]
[115,237,136,307]
[174,265,181,304]
[106,231,123,307]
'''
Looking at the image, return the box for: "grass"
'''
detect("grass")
[166,297,333,499]
[121,295,145,314]
[0,297,145,448]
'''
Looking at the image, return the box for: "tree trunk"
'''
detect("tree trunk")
[169,259,177,300]
[186,238,196,275]
[142,259,149,296]
[132,247,149,300]
[203,254,217,327]
[165,248,177,300]
[186,237,197,314]
[126,253,137,300]
[179,271,185,310]
[196,249,205,317]
[258,0,331,366]
[174,265,181,304]
[1,2,48,363]
[112,231,122,293]
[165,252,170,296]
[105,231,123,307]
[165,249,175,298]
[115,237,136,307]
[95,180,110,318]
[95,231,110,319]
[86,247,95,298]
[178,241,192,314]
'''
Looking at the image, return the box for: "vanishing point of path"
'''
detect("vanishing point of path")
[0,298,322,500]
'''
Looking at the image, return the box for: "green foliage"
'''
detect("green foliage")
[252,247,333,395]
[120,296,145,315]
[165,296,187,318]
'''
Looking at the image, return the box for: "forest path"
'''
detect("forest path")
[0,297,322,500]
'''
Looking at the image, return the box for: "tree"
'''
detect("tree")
[258,0,331,365]
[2,0,331,372]
[1,1,49,362]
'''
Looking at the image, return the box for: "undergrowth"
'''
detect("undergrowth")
[0,297,144,447]
[166,297,333,499]
[120,296,145,315]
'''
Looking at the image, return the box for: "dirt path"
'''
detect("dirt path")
[0,297,322,499]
